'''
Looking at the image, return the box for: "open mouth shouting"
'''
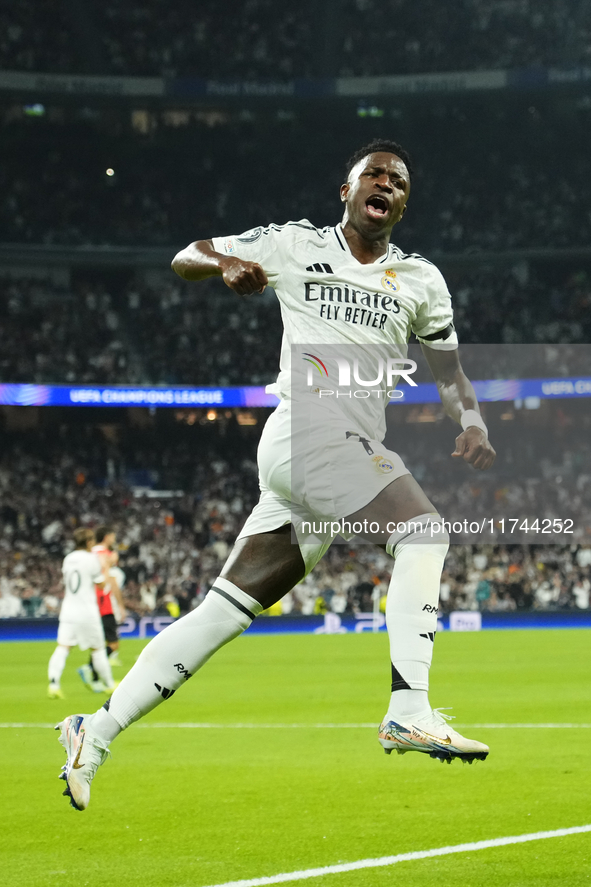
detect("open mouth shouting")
[365,194,390,220]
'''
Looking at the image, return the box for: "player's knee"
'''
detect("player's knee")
[426,518,450,548]
[221,531,305,605]
[385,513,449,558]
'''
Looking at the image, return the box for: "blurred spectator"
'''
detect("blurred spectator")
[572,576,590,609]
[0,0,78,73]
[340,0,591,77]
[2,100,591,259]
[2,274,591,388]
[4,1,589,79]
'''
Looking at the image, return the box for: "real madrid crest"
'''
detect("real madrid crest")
[381,269,399,293]
[372,454,394,473]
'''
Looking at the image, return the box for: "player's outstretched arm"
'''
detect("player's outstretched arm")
[171,239,268,295]
[421,345,496,470]
[109,573,127,623]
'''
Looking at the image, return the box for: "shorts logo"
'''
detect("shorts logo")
[224,239,235,254]
[372,454,394,473]
[381,269,400,293]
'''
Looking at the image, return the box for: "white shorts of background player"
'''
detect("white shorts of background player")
[57,620,106,651]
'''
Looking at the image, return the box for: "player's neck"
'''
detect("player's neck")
[340,221,390,264]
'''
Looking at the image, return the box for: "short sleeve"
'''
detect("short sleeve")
[412,264,458,351]
[211,224,285,288]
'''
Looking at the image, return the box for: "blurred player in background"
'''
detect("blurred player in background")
[56,139,496,810]
[107,551,127,666]
[47,528,115,699]
[78,526,126,692]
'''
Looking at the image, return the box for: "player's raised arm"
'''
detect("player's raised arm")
[171,239,268,295]
[421,345,496,470]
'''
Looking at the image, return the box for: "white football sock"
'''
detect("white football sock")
[384,513,449,719]
[87,706,120,743]
[48,645,69,686]
[88,578,262,742]
[91,647,114,688]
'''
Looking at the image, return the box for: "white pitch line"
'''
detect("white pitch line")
[135,723,377,729]
[457,723,591,729]
[135,722,591,730]
[200,825,591,887]
[0,723,57,728]
[1,722,591,729]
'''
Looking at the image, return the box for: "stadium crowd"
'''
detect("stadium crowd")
[0,276,281,386]
[2,100,591,255]
[2,0,589,78]
[2,2,591,626]
[1,273,589,387]
[0,420,589,620]
[339,0,589,76]
[0,277,140,385]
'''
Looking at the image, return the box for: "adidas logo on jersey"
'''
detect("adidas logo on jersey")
[306,263,333,274]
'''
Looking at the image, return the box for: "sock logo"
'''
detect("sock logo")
[420,631,436,642]
[154,683,176,700]
[422,604,438,613]
[173,662,193,681]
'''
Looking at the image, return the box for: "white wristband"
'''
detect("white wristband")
[460,409,488,437]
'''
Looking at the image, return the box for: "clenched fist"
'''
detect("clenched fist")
[452,427,496,470]
[219,256,268,296]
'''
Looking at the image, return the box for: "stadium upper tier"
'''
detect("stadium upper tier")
[1,97,590,254]
[1,0,589,78]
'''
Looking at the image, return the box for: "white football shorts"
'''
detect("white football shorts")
[57,619,105,651]
[237,403,409,575]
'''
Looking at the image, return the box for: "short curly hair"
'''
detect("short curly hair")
[345,139,413,182]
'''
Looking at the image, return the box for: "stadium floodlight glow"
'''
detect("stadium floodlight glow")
[106,168,115,177]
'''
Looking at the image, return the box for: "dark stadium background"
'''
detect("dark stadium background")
[1,0,590,628]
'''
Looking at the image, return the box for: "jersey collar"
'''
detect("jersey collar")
[333,224,392,265]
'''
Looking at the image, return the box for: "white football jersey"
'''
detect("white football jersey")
[60,550,103,623]
[213,221,458,440]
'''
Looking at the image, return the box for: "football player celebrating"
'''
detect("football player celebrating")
[56,139,495,810]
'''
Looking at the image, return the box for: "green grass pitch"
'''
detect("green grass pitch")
[1,630,590,887]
